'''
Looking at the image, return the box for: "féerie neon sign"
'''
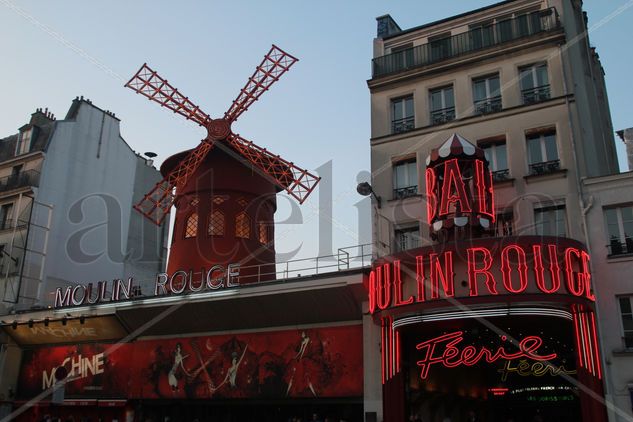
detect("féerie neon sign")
[415,331,557,379]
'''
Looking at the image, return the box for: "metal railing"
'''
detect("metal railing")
[392,116,414,134]
[0,170,40,194]
[233,244,373,284]
[474,96,502,115]
[522,85,551,104]
[528,159,561,176]
[607,239,633,257]
[393,186,418,199]
[430,107,456,125]
[492,169,511,182]
[372,8,560,77]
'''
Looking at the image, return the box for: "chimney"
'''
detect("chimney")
[617,128,633,171]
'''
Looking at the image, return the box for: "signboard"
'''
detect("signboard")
[3,315,127,345]
[17,324,363,400]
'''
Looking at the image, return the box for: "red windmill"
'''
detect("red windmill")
[126,45,320,278]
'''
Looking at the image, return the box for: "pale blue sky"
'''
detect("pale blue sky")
[1,1,631,260]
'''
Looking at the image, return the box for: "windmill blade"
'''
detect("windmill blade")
[134,140,216,225]
[125,63,211,127]
[226,134,320,204]
[224,45,299,123]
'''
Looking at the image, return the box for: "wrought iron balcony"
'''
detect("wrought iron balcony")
[0,170,40,194]
[522,85,551,104]
[393,185,418,199]
[474,97,502,115]
[372,8,560,78]
[492,169,511,182]
[607,238,633,257]
[430,107,456,125]
[528,159,561,176]
[392,116,415,134]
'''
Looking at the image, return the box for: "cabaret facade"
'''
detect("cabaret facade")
[365,0,622,421]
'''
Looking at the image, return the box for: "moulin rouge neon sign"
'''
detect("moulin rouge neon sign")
[368,240,593,314]
[415,331,557,379]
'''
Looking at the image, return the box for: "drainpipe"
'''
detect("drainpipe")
[560,36,615,420]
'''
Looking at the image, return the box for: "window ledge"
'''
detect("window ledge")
[606,253,633,262]
[523,168,568,183]
[388,193,424,203]
[612,349,633,357]
[493,177,515,186]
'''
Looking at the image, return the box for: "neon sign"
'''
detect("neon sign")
[415,331,557,379]
[368,240,594,314]
[498,359,576,382]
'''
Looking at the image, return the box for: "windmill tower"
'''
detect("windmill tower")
[126,46,320,281]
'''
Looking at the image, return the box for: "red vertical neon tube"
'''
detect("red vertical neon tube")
[416,255,426,303]
[590,312,603,379]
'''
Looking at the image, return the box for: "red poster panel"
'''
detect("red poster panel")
[17,324,363,400]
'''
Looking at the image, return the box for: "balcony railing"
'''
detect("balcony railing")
[430,107,456,125]
[474,96,502,115]
[607,238,633,257]
[492,169,511,182]
[373,8,560,78]
[0,170,40,194]
[528,159,560,176]
[522,85,551,104]
[393,186,418,199]
[392,116,415,134]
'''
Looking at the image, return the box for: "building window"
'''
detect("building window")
[472,74,502,114]
[526,130,559,175]
[393,159,417,199]
[0,203,13,230]
[469,22,494,50]
[258,222,268,244]
[429,33,452,62]
[520,63,550,104]
[391,95,414,134]
[17,128,32,155]
[390,43,414,71]
[619,297,633,349]
[480,139,509,181]
[235,212,251,239]
[534,204,566,237]
[212,195,227,205]
[604,206,633,256]
[495,210,514,236]
[184,213,198,238]
[429,85,455,125]
[395,226,420,252]
[208,211,225,236]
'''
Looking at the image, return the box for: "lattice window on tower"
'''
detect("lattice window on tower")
[258,222,268,244]
[237,197,248,208]
[208,211,225,236]
[184,213,198,238]
[190,197,200,207]
[212,195,228,205]
[235,212,251,239]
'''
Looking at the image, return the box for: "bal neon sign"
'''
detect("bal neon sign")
[368,240,593,314]
[415,331,557,379]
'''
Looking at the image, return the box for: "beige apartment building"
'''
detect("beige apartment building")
[366,0,633,421]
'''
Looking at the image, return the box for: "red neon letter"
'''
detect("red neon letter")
[393,260,414,307]
[532,244,561,294]
[501,245,528,293]
[430,252,455,299]
[474,159,495,219]
[416,255,426,303]
[564,248,585,297]
[467,247,497,297]
[426,168,437,224]
[439,159,472,216]
[368,270,376,314]
[377,264,392,310]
